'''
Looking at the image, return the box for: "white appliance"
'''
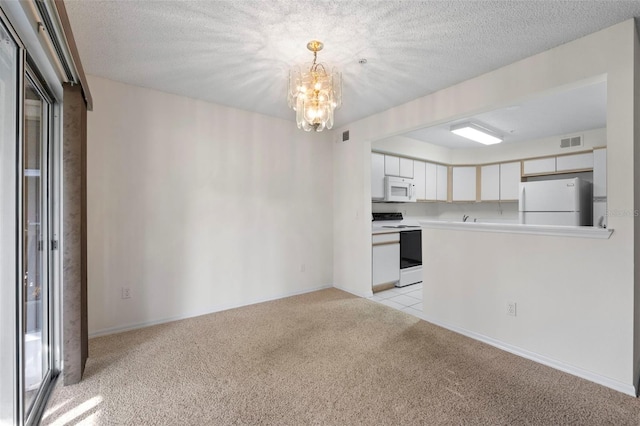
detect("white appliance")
[372,212,422,288]
[384,176,416,202]
[519,178,592,226]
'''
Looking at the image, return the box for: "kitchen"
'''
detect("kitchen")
[370,78,609,303]
[363,74,629,394]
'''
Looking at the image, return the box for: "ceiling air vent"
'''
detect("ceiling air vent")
[342,130,350,142]
[560,135,582,149]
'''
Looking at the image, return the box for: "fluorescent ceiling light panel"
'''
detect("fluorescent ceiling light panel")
[450,122,503,145]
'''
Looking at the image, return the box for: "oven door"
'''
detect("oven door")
[400,230,422,269]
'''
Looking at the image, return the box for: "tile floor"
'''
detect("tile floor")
[368,283,423,319]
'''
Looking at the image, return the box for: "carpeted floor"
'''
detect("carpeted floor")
[42,288,640,425]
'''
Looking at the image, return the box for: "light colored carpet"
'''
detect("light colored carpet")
[42,288,640,425]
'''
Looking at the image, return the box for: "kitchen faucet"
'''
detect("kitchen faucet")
[462,214,469,222]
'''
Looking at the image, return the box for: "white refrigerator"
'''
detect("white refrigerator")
[519,178,592,226]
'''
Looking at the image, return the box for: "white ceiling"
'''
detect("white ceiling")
[403,80,608,149]
[63,1,640,129]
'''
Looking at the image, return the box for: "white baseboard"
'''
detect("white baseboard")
[333,283,373,299]
[89,284,333,338]
[421,314,638,397]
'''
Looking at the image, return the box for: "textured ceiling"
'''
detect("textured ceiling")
[64,1,640,130]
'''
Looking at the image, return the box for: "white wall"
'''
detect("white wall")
[333,19,639,394]
[333,135,372,297]
[421,228,633,393]
[87,76,334,336]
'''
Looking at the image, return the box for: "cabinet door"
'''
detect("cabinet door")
[413,160,426,200]
[556,152,593,172]
[371,153,385,199]
[425,162,438,200]
[499,161,521,201]
[593,148,607,198]
[480,164,500,201]
[452,166,477,201]
[523,157,556,175]
[384,155,400,176]
[436,164,448,201]
[372,235,400,286]
[399,157,414,178]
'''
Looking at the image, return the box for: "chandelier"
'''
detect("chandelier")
[288,40,342,132]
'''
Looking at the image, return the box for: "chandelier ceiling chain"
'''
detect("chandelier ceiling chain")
[288,40,342,132]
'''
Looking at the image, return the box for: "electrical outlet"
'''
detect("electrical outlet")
[122,287,131,299]
[300,264,306,272]
[507,301,517,316]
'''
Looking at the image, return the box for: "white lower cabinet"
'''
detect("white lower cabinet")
[372,233,400,286]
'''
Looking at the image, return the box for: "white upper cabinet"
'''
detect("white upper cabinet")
[436,164,448,201]
[384,155,400,176]
[499,162,521,201]
[480,164,500,201]
[384,155,413,178]
[399,157,414,178]
[452,166,477,201]
[556,152,593,172]
[413,160,426,200]
[371,152,385,199]
[425,162,438,200]
[593,148,607,198]
[522,152,594,176]
[523,157,556,175]
[372,150,591,203]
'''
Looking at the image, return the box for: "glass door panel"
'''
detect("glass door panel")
[0,18,19,425]
[23,77,50,418]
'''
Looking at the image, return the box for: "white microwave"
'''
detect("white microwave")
[384,176,416,202]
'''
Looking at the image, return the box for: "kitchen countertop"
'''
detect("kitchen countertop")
[419,220,613,239]
[372,220,422,235]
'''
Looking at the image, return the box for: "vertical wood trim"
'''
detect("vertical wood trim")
[447,166,453,202]
[62,83,87,385]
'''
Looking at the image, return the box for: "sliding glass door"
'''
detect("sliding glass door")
[0,16,20,426]
[22,74,52,422]
[0,13,57,425]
